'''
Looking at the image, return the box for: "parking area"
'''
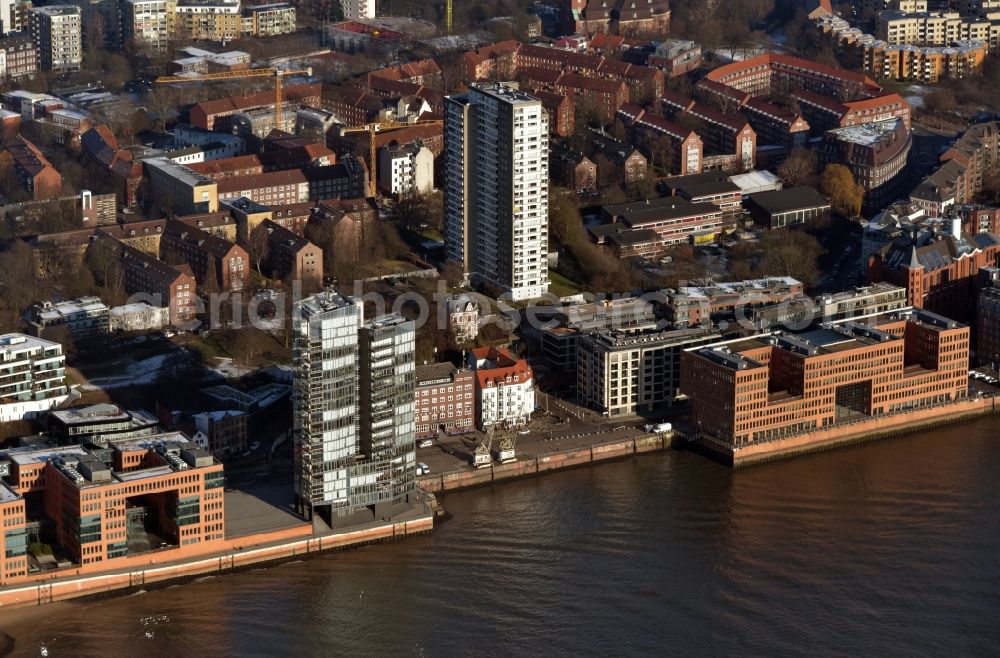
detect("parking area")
[968,369,1000,397]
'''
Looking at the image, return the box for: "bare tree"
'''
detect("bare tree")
[778,148,819,188]
[247,225,271,275]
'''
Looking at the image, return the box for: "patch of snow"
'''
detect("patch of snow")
[81,353,171,391]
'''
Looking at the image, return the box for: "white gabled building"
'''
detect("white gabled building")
[468,346,534,429]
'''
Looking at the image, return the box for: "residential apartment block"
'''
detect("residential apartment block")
[0,334,69,423]
[358,314,417,515]
[616,104,704,176]
[118,241,198,326]
[819,119,912,214]
[292,292,418,527]
[0,35,37,79]
[191,410,247,459]
[144,157,219,216]
[910,121,1000,216]
[28,5,81,71]
[444,83,550,301]
[378,141,434,197]
[28,297,109,342]
[976,284,1000,367]
[539,297,659,369]
[664,277,806,329]
[4,135,62,200]
[161,219,248,292]
[415,363,475,439]
[577,327,719,417]
[817,13,987,82]
[254,219,323,290]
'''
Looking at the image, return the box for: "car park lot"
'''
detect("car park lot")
[969,369,1000,396]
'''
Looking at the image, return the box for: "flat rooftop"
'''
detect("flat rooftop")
[471,82,540,105]
[0,333,62,354]
[674,277,802,301]
[117,465,175,481]
[223,196,271,214]
[34,297,108,321]
[827,118,902,146]
[4,445,90,467]
[416,362,459,384]
[0,482,21,504]
[730,170,781,191]
[144,156,214,188]
[50,403,131,424]
[110,301,164,315]
[298,290,356,318]
[29,5,80,16]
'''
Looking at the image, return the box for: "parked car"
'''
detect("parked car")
[417,439,434,448]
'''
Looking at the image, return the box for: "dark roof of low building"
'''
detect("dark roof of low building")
[607,228,659,246]
[415,362,459,384]
[744,187,830,214]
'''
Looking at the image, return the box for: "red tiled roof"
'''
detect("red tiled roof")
[559,72,627,94]
[471,347,533,388]
[844,93,910,113]
[188,154,263,176]
[706,53,880,92]
[216,168,307,193]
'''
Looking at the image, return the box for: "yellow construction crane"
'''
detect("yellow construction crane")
[446,0,452,33]
[339,119,443,197]
[155,67,313,133]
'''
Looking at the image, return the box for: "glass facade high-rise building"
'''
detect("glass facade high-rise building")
[292,290,417,526]
[444,82,550,302]
[357,314,416,514]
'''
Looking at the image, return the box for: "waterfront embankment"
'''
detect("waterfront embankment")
[692,396,1000,467]
[0,510,433,611]
[417,432,674,493]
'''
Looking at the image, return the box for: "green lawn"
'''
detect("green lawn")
[548,269,582,298]
[418,228,444,242]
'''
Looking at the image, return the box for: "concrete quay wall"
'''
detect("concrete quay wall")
[0,515,434,611]
[417,434,672,494]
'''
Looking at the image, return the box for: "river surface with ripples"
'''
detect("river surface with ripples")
[2,419,999,657]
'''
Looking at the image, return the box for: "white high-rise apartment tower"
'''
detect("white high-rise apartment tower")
[444,83,550,302]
